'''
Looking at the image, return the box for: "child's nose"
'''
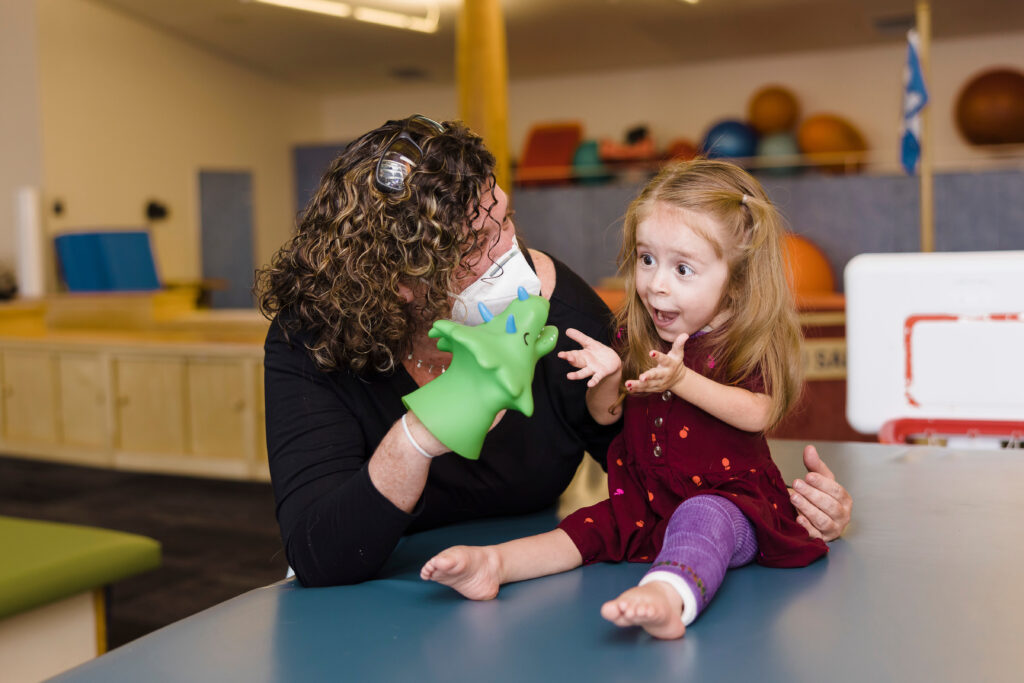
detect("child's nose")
[650,266,671,293]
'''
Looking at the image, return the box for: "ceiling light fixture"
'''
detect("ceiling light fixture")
[246,0,440,33]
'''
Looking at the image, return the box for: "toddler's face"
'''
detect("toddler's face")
[634,202,731,342]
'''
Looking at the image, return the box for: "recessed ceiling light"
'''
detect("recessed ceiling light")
[244,0,440,33]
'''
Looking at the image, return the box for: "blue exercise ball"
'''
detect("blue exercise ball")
[756,131,801,175]
[701,119,758,159]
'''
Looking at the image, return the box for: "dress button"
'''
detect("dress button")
[653,445,662,457]
[653,417,663,428]
[661,390,672,402]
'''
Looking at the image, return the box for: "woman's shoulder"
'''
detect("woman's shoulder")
[541,251,615,327]
[264,307,310,351]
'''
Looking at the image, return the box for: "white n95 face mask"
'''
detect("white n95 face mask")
[450,243,542,326]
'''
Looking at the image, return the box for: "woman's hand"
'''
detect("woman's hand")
[789,445,853,542]
[558,328,621,388]
[626,332,687,394]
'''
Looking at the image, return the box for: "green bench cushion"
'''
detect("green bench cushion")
[0,515,161,619]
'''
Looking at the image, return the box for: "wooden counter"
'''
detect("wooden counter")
[0,296,270,481]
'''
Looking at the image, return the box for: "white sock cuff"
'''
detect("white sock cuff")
[639,570,699,626]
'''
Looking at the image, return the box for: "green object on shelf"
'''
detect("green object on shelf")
[402,287,558,460]
[0,515,161,619]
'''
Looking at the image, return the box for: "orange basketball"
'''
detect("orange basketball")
[783,233,835,295]
[797,113,867,173]
[665,138,699,161]
[748,86,800,134]
[955,68,1024,145]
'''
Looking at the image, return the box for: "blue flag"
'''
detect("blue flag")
[901,29,929,175]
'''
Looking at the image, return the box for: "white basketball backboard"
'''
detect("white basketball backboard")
[844,251,1024,434]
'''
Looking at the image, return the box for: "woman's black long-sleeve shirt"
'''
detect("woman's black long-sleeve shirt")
[263,254,619,586]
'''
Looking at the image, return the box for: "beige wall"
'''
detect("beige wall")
[7,4,1023,290]
[322,30,1024,174]
[0,0,44,272]
[36,0,323,283]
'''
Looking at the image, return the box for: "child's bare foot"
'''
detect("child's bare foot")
[420,545,503,600]
[600,581,687,639]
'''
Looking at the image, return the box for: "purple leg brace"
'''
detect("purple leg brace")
[641,495,757,624]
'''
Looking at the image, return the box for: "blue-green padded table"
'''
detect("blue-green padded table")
[56,441,1024,682]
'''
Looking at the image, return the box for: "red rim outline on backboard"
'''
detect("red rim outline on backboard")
[903,312,1022,407]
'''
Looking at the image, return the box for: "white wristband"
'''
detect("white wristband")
[402,413,436,459]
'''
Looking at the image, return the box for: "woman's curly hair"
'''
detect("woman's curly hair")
[255,117,498,374]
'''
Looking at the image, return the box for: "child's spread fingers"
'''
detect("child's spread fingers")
[567,367,594,381]
[565,327,596,347]
[669,333,688,358]
[559,350,585,369]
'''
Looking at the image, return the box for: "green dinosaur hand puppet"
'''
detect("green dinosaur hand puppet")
[402,286,558,460]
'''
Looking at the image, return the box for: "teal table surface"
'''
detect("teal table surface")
[56,441,1024,682]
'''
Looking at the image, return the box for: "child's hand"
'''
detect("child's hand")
[557,328,622,388]
[626,332,688,394]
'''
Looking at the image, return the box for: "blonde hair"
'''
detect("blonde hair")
[616,159,803,431]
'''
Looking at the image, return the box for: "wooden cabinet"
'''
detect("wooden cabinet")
[114,356,188,456]
[253,363,269,480]
[1,349,59,446]
[58,353,109,451]
[187,358,249,460]
[0,335,266,481]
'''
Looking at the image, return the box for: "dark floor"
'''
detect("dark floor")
[0,454,288,649]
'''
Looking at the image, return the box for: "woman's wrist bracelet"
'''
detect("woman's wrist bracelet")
[401,413,437,459]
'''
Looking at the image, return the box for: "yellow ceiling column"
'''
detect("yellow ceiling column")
[456,0,510,192]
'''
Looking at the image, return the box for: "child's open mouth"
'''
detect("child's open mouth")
[652,308,678,328]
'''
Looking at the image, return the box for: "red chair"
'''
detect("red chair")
[516,122,582,186]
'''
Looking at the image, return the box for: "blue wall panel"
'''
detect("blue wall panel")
[514,169,1024,289]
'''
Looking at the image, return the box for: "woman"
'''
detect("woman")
[256,115,851,587]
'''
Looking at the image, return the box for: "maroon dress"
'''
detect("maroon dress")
[559,333,828,568]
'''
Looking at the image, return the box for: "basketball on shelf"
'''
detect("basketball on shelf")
[572,140,611,185]
[756,132,801,175]
[748,86,800,135]
[797,113,866,173]
[954,68,1024,145]
[783,233,835,295]
[664,138,699,161]
[701,119,758,160]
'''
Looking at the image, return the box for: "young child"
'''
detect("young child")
[420,159,828,639]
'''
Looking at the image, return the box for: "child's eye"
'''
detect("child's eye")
[639,253,654,266]
[677,264,695,276]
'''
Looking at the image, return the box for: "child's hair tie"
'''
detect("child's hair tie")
[741,194,751,205]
